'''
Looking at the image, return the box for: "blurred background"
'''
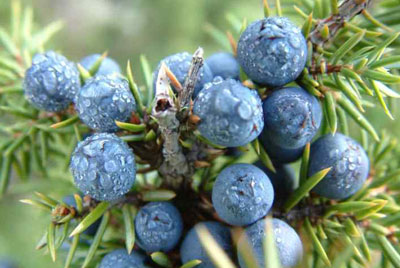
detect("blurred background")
[0,0,266,75]
[0,0,397,267]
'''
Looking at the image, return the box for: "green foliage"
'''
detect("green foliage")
[1,0,400,267]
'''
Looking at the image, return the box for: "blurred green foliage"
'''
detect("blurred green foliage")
[0,0,263,79]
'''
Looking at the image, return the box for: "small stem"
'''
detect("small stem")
[136,166,156,174]
[152,63,191,188]
[178,47,204,119]
[309,64,352,75]
[309,0,373,47]
[273,204,326,222]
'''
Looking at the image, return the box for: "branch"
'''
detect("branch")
[272,204,326,222]
[150,49,207,187]
[152,63,191,187]
[309,0,373,47]
[178,47,204,119]
[309,64,351,75]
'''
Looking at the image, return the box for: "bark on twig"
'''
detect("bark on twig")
[151,49,206,187]
[309,0,373,46]
[178,47,204,120]
[309,64,351,75]
[152,63,190,187]
[272,205,326,222]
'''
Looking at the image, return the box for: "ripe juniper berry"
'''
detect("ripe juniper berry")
[262,87,322,149]
[135,202,183,252]
[24,51,80,112]
[212,163,274,226]
[237,17,307,87]
[99,249,150,268]
[70,133,136,201]
[205,52,240,80]
[80,53,121,76]
[74,75,136,132]
[254,161,296,205]
[180,221,233,268]
[193,78,263,147]
[238,218,303,268]
[259,134,305,164]
[308,133,369,199]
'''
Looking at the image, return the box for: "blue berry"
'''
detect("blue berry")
[135,202,183,252]
[70,133,136,201]
[74,75,136,132]
[80,54,121,76]
[180,221,233,268]
[24,51,80,112]
[259,132,305,164]
[237,17,307,87]
[308,133,369,199]
[193,78,263,147]
[99,249,150,268]
[0,260,18,268]
[205,52,240,80]
[212,163,274,226]
[238,218,303,268]
[63,194,101,236]
[254,161,296,204]
[262,87,322,149]
[153,52,213,98]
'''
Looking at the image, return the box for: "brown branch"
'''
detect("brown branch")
[309,0,373,47]
[309,64,352,75]
[152,63,190,187]
[178,47,204,120]
[136,166,157,174]
[272,204,326,222]
[147,48,208,189]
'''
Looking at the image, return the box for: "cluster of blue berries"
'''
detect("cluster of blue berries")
[23,52,139,201]
[24,52,128,114]
[22,13,372,268]
[97,182,302,268]
[179,218,302,268]
[191,17,313,155]
[208,163,302,267]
